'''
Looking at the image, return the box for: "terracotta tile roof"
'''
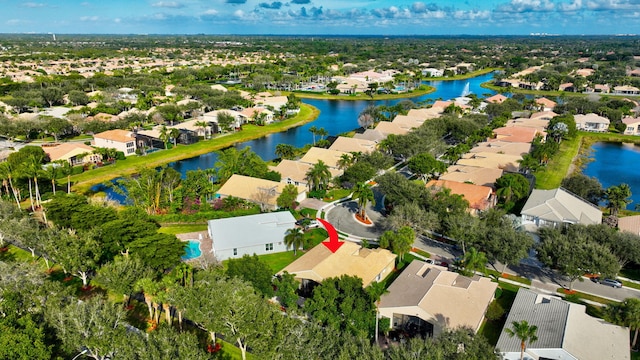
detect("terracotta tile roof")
[426,179,494,211]
[469,141,532,157]
[491,126,539,143]
[486,94,508,104]
[440,165,504,188]
[535,97,557,109]
[93,129,135,143]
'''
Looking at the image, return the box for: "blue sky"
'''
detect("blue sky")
[1,0,640,35]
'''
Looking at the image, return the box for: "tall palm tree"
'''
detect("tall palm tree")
[316,127,328,142]
[505,320,538,360]
[462,247,487,276]
[309,126,318,145]
[43,163,61,195]
[604,298,640,349]
[305,160,332,192]
[169,128,181,147]
[352,182,375,221]
[284,227,305,256]
[0,162,21,208]
[159,125,170,149]
[195,120,209,138]
[337,153,354,170]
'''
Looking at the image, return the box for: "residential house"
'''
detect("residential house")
[406,107,444,119]
[271,160,342,188]
[374,121,411,136]
[421,68,444,77]
[336,78,368,94]
[535,97,557,111]
[521,187,602,227]
[505,118,549,135]
[440,165,504,188]
[491,126,540,143]
[378,260,497,337]
[614,85,640,95]
[328,136,377,154]
[43,143,101,166]
[426,180,495,214]
[593,84,611,93]
[574,68,595,77]
[485,94,508,104]
[559,82,576,92]
[299,147,349,170]
[617,215,640,236]
[216,174,307,211]
[497,288,629,360]
[201,109,247,132]
[469,141,532,157]
[93,129,137,156]
[240,107,274,124]
[279,240,396,289]
[574,113,610,132]
[207,212,296,261]
[353,129,386,142]
[529,110,558,121]
[622,116,640,135]
[456,152,523,172]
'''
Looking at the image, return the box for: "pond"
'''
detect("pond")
[582,142,640,210]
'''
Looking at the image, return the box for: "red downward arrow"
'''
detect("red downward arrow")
[317,218,344,253]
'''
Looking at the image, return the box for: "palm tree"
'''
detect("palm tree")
[604,298,640,350]
[169,128,180,147]
[283,227,305,256]
[309,126,318,145]
[43,163,61,195]
[316,127,328,142]
[462,247,487,276]
[352,182,375,221]
[505,320,538,360]
[159,125,170,149]
[195,120,209,138]
[606,183,632,216]
[337,153,354,170]
[0,162,21,208]
[305,160,332,192]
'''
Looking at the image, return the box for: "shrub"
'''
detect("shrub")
[485,301,505,321]
[115,151,126,160]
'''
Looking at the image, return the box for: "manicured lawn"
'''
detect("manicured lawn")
[485,269,532,285]
[556,288,616,305]
[158,224,209,235]
[533,135,581,189]
[70,104,319,193]
[324,188,351,201]
[411,248,431,259]
[479,284,519,345]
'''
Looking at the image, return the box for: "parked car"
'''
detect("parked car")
[595,277,623,288]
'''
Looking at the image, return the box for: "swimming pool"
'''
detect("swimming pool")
[182,240,202,260]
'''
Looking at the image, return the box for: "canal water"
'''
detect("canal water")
[582,142,640,210]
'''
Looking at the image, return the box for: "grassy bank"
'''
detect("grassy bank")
[292,86,435,101]
[534,135,582,189]
[70,104,319,193]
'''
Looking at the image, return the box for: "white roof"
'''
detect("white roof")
[207,212,296,251]
[521,188,602,225]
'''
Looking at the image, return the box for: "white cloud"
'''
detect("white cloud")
[559,0,583,11]
[152,1,184,8]
[234,9,245,18]
[202,9,218,15]
[80,15,100,21]
[22,2,46,8]
[496,0,555,12]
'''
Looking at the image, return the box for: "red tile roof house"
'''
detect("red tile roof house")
[490,126,540,143]
[426,179,495,215]
[535,97,557,111]
[93,129,137,156]
[485,94,508,104]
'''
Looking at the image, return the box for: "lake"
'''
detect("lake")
[168,72,497,173]
[582,142,640,209]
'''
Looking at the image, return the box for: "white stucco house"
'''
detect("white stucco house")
[207,211,296,261]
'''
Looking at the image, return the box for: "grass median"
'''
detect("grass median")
[70,104,319,193]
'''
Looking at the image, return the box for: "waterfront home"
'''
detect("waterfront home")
[374,121,411,136]
[497,288,629,360]
[506,118,549,134]
[521,188,602,227]
[271,160,342,188]
[328,136,377,154]
[201,109,247,132]
[43,143,101,166]
[426,179,495,215]
[485,94,508,104]
[535,97,557,111]
[353,129,386,142]
[93,129,137,156]
[622,116,640,135]
[378,260,496,337]
[574,113,610,132]
[614,85,640,95]
[279,240,396,289]
[440,165,504,188]
[207,212,296,261]
[216,174,306,211]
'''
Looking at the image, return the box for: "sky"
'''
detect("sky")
[1,0,640,36]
